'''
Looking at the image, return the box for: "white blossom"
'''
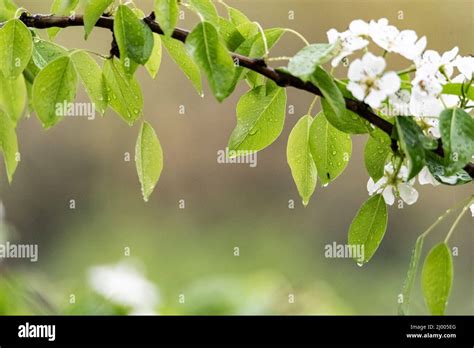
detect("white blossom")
[347,52,401,108]
[410,73,462,120]
[327,19,370,67]
[409,90,443,119]
[389,89,411,116]
[470,204,474,217]
[454,56,474,80]
[415,115,441,138]
[414,47,459,83]
[367,163,419,205]
[368,18,426,60]
[88,261,160,315]
[418,166,439,186]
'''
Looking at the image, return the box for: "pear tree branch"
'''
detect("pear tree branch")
[7,12,474,178]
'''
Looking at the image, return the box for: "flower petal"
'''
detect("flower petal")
[347,81,366,101]
[379,72,401,95]
[365,90,386,108]
[348,59,364,81]
[382,186,395,205]
[398,183,419,205]
[418,166,439,186]
[349,19,369,35]
[362,52,386,76]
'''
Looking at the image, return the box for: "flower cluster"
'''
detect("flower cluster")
[367,163,419,206]
[328,18,473,205]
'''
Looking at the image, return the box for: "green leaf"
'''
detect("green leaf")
[228,28,284,93]
[154,0,179,37]
[145,34,162,79]
[135,121,164,202]
[442,83,474,101]
[0,19,33,79]
[311,67,368,134]
[228,80,287,152]
[228,7,251,26]
[0,71,26,124]
[235,22,259,41]
[245,71,265,88]
[247,28,284,59]
[421,242,453,315]
[0,110,18,183]
[103,58,143,125]
[0,0,17,22]
[70,51,108,115]
[364,129,391,181]
[31,39,68,70]
[396,116,425,180]
[32,56,77,129]
[84,0,114,39]
[398,234,425,315]
[185,22,235,102]
[162,36,202,96]
[288,42,341,81]
[219,19,259,53]
[48,0,80,39]
[348,194,388,264]
[114,5,154,71]
[425,151,472,186]
[439,108,474,173]
[287,115,317,206]
[310,112,352,185]
[219,18,244,51]
[188,0,219,28]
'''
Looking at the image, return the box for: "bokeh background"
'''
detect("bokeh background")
[0,0,472,315]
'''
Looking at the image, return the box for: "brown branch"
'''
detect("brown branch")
[11,13,474,178]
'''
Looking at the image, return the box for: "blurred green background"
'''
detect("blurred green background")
[0,0,472,315]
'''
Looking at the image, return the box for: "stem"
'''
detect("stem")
[83,49,108,60]
[8,13,474,178]
[420,195,473,238]
[267,56,292,62]
[283,28,310,46]
[397,66,416,76]
[444,196,473,242]
[255,22,269,59]
[215,0,230,9]
[307,96,319,116]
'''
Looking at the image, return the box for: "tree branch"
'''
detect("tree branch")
[9,13,474,178]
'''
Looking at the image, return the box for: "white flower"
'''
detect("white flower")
[454,56,474,80]
[418,166,439,186]
[411,70,443,98]
[409,90,443,119]
[389,89,411,116]
[367,163,419,205]
[347,52,401,108]
[88,261,160,314]
[415,115,441,138]
[415,47,459,83]
[410,74,462,121]
[470,204,474,217]
[327,19,370,67]
[368,18,426,60]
